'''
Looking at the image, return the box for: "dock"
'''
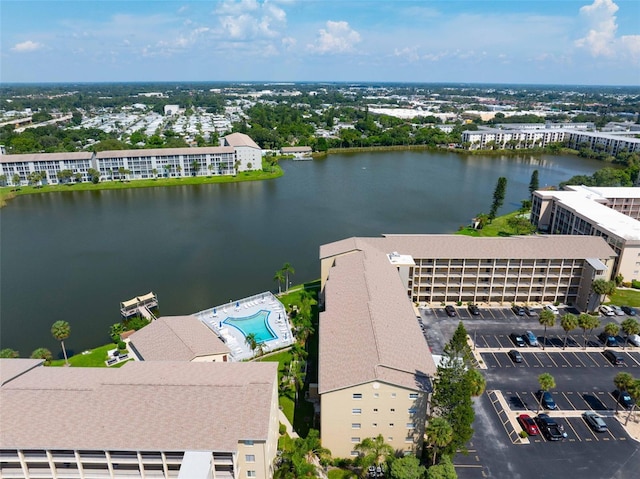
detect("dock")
[120,292,158,320]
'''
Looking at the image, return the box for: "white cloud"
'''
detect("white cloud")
[575,0,640,61]
[215,0,286,40]
[308,21,361,54]
[12,40,43,52]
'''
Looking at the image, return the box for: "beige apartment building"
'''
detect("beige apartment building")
[531,186,640,282]
[0,359,279,479]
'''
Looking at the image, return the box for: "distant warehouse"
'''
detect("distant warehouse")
[0,132,262,186]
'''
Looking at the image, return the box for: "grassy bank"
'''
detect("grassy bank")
[456,210,528,237]
[49,343,125,367]
[0,166,283,207]
[606,289,640,307]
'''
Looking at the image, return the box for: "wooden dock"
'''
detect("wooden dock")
[120,292,158,319]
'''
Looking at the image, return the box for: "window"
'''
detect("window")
[389,423,394,427]
[245,455,255,463]
[247,471,256,478]
[244,440,254,446]
[409,393,418,399]
[373,408,378,413]
[352,393,362,399]
[405,437,414,443]
[350,451,359,457]
[391,393,396,398]
[351,437,360,443]
[372,423,378,428]
[408,408,417,414]
[406,423,415,429]
[352,423,361,429]
[373,393,379,398]
[352,408,362,415]
[390,408,395,413]
[388,437,393,442]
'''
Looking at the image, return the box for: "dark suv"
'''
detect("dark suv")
[603,349,624,365]
[468,304,480,316]
[509,333,526,348]
[445,305,457,317]
[599,332,618,347]
[511,305,525,316]
[613,389,634,409]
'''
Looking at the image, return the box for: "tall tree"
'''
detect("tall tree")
[613,372,635,413]
[577,313,600,349]
[591,279,616,305]
[621,317,640,349]
[624,379,640,426]
[51,320,71,366]
[528,169,539,198]
[426,455,457,479]
[281,262,295,291]
[389,455,426,479]
[538,309,556,350]
[273,269,285,294]
[425,417,453,465]
[489,176,507,221]
[537,373,556,414]
[560,313,578,350]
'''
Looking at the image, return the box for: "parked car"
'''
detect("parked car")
[627,334,640,347]
[622,305,637,315]
[613,389,634,409]
[524,330,539,347]
[582,411,608,432]
[611,305,625,316]
[544,304,559,315]
[599,305,615,316]
[508,349,523,363]
[468,304,480,316]
[535,414,564,441]
[536,390,557,410]
[598,332,618,347]
[603,349,625,365]
[509,333,526,348]
[523,306,537,317]
[445,305,457,317]
[517,414,539,436]
[512,305,525,316]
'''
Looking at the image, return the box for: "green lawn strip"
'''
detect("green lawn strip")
[606,289,640,307]
[0,167,283,204]
[456,210,523,237]
[327,469,357,479]
[49,343,115,367]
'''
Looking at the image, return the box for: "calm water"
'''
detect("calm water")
[0,151,605,356]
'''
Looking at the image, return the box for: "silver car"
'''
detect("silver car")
[582,411,607,432]
[611,305,625,316]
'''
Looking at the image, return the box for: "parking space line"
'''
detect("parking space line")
[545,352,560,368]
[565,419,582,442]
[584,352,603,367]
[569,351,588,368]
[624,352,640,367]
[529,353,545,368]
[580,416,600,441]
[561,392,579,410]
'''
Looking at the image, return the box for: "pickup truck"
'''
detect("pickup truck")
[535,414,564,441]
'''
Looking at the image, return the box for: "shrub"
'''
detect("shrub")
[117,341,126,350]
[279,423,286,435]
[632,280,640,290]
[456,300,462,306]
[519,430,528,438]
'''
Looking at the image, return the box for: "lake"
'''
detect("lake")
[0,150,605,355]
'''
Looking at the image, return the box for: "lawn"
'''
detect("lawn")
[456,210,530,237]
[49,343,118,367]
[0,167,283,207]
[606,288,640,307]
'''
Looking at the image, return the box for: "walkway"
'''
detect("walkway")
[279,410,299,439]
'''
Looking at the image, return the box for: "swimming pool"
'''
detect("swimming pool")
[223,310,276,344]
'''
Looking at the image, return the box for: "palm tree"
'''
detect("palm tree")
[603,322,620,350]
[176,165,182,177]
[425,417,453,465]
[164,164,172,177]
[624,379,640,426]
[621,317,640,349]
[355,435,394,476]
[51,320,71,366]
[151,168,158,178]
[233,159,241,175]
[273,269,285,294]
[578,313,600,349]
[281,263,295,292]
[560,313,578,350]
[190,160,200,176]
[245,332,258,354]
[538,309,556,350]
[537,373,556,414]
[30,347,53,365]
[613,372,634,413]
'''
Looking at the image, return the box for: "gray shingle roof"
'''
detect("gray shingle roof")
[0,152,93,163]
[129,316,230,361]
[223,132,260,149]
[0,360,277,451]
[95,146,233,159]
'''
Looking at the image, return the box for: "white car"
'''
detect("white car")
[544,304,559,315]
[628,334,640,347]
[599,305,615,316]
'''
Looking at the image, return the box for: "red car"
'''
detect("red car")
[517,414,539,436]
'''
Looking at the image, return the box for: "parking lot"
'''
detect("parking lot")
[420,308,640,479]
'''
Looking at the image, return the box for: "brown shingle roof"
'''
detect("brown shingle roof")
[129,316,230,361]
[223,132,260,149]
[0,152,93,163]
[0,360,277,451]
[95,146,233,159]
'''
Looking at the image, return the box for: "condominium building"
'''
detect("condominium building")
[319,238,438,458]
[0,359,279,479]
[0,133,262,185]
[531,186,640,281]
[461,128,640,153]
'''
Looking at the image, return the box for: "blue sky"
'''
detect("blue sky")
[1,0,639,85]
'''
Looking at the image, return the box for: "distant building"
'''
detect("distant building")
[0,359,280,479]
[281,146,312,158]
[164,104,181,116]
[0,133,262,185]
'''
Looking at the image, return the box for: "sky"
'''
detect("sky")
[1,0,639,85]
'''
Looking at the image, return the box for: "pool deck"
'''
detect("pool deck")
[193,291,294,361]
